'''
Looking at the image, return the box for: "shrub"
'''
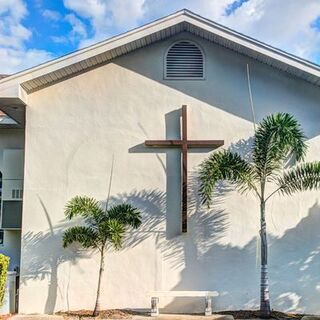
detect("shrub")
[0,254,9,307]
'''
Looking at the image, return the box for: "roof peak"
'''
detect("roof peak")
[1,9,320,93]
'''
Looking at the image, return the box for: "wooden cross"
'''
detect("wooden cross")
[145,105,224,233]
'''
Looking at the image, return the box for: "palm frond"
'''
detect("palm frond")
[62,226,99,249]
[276,161,320,195]
[253,113,307,179]
[99,219,125,250]
[64,196,104,222]
[107,204,142,228]
[199,150,256,205]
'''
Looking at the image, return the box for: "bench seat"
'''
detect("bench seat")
[149,291,219,317]
[149,291,218,297]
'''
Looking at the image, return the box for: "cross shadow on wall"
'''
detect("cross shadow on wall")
[22,133,320,314]
[129,107,223,239]
[128,129,320,314]
[129,108,182,239]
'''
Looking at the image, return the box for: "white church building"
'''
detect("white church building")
[1,9,320,314]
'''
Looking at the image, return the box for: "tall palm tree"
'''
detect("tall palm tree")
[198,113,320,317]
[62,196,142,316]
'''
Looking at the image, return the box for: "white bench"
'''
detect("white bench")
[149,291,219,317]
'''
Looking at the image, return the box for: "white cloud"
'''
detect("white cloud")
[144,0,235,21]
[0,47,53,74]
[0,0,30,49]
[62,0,320,62]
[65,13,88,41]
[218,0,320,61]
[63,0,110,33]
[63,0,147,47]
[109,0,145,26]
[51,35,68,44]
[0,0,54,73]
[142,0,320,61]
[42,9,61,21]
[0,0,27,21]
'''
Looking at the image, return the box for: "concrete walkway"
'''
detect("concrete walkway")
[11,314,234,320]
[11,316,62,320]
[133,315,234,320]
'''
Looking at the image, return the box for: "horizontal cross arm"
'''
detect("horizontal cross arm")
[186,140,224,148]
[145,140,183,147]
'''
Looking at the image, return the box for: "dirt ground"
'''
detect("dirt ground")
[57,310,140,319]
[216,310,308,320]
[56,309,310,320]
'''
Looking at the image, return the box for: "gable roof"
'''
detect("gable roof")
[1,9,320,95]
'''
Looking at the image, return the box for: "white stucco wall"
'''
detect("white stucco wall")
[0,129,24,271]
[19,33,320,314]
[0,230,21,270]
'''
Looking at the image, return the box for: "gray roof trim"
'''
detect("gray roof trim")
[1,9,320,94]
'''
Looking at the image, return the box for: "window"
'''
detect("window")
[165,40,204,79]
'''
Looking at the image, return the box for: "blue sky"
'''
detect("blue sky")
[1,0,320,74]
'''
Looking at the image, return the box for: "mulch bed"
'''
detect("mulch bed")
[0,309,313,320]
[57,309,312,319]
[216,310,309,319]
[57,309,147,319]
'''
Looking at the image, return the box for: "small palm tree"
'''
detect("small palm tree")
[62,196,142,316]
[199,113,320,317]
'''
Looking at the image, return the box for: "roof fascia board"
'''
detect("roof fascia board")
[0,11,186,89]
[183,12,320,76]
[0,84,27,104]
[1,9,320,93]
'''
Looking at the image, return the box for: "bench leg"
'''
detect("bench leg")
[151,297,159,317]
[205,296,212,316]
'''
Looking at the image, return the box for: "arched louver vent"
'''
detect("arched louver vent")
[165,41,204,79]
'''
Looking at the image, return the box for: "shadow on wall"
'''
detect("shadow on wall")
[21,197,90,314]
[127,130,320,314]
[21,132,320,314]
[108,174,320,313]
[269,201,320,313]
[21,186,320,314]
[162,201,320,314]
[114,32,320,139]
[106,185,230,312]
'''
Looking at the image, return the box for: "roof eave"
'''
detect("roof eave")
[1,9,320,94]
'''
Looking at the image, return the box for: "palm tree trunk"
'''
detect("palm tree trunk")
[93,250,105,316]
[260,200,271,317]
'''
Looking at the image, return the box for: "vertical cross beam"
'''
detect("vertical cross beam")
[181,105,188,233]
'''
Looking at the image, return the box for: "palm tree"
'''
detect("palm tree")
[62,196,142,316]
[198,113,320,317]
